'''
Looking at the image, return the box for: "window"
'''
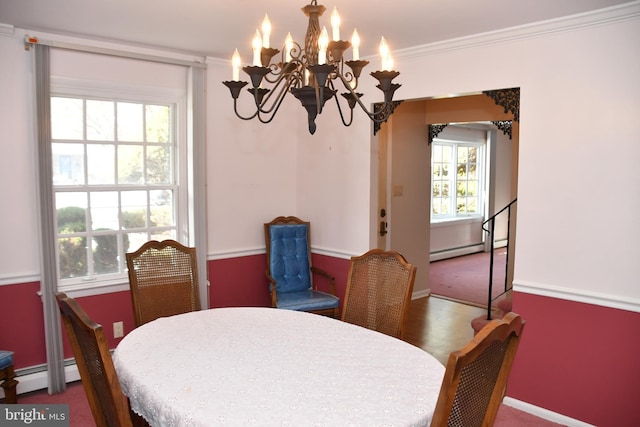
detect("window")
[51,94,182,287]
[432,136,485,220]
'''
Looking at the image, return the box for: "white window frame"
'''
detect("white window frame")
[51,77,189,294]
[431,136,486,223]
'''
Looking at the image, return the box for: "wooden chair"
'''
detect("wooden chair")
[341,249,416,339]
[126,240,201,327]
[264,216,339,317]
[0,350,18,404]
[430,312,525,427]
[55,292,147,427]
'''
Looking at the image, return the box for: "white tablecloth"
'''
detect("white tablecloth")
[113,307,445,427]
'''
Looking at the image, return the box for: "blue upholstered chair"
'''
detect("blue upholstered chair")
[264,216,339,317]
[0,350,18,404]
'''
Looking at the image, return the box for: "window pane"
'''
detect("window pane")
[51,97,84,140]
[457,146,468,163]
[457,163,467,179]
[87,144,115,184]
[467,181,478,196]
[126,232,149,254]
[121,191,148,229]
[432,198,441,215]
[146,105,170,143]
[90,191,119,231]
[467,197,478,213]
[117,102,144,142]
[433,182,441,197]
[468,147,477,163]
[151,230,175,241]
[56,191,89,280]
[457,181,467,197]
[93,234,120,275]
[86,100,115,141]
[440,200,450,214]
[150,190,173,227]
[52,143,85,185]
[467,163,477,180]
[56,193,88,234]
[118,145,144,184]
[441,182,449,197]
[146,146,170,183]
[58,237,87,279]
[457,198,467,213]
[432,145,442,161]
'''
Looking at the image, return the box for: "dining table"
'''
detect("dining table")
[112,307,445,426]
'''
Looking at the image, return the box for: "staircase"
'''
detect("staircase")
[471,199,517,335]
[471,290,512,333]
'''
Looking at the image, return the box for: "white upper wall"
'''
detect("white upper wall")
[0,33,39,281]
[2,5,640,310]
[370,6,640,305]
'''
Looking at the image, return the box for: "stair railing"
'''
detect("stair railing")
[481,198,517,319]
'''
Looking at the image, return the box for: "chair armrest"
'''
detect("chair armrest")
[264,269,278,307]
[310,266,336,295]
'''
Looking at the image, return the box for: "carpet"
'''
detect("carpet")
[429,249,510,307]
[15,380,565,427]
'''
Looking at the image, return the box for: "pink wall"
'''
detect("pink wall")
[1,253,351,371]
[5,258,640,426]
[510,292,640,426]
[207,253,350,310]
[0,282,46,369]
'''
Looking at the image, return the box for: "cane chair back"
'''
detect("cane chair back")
[55,292,134,427]
[430,312,525,427]
[265,216,339,317]
[341,249,416,339]
[126,240,201,327]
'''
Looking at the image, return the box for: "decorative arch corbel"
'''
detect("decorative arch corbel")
[373,100,403,135]
[491,120,513,139]
[428,124,449,144]
[483,87,520,122]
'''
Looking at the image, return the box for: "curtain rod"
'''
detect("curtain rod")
[24,35,207,69]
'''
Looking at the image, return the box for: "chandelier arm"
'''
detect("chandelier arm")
[328,80,354,127]
[231,98,262,121]
[255,78,297,124]
[228,76,292,122]
[255,72,297,115]
[335,74,395,123]
[222,1,402,135]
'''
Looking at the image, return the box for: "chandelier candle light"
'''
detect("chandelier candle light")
[222,0,401,135]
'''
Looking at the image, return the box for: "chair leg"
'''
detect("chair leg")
[1,365,18,404]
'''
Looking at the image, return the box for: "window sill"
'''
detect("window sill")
[430,216,484,228]
[38,280,130,299]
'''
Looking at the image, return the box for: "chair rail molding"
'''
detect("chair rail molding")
[514,280,640,313]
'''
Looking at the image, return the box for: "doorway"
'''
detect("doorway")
[375,89,519,303]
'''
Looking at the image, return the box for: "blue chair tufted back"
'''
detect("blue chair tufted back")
[269,224,312,294]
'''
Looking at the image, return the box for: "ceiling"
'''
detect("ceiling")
[0,0,632,60]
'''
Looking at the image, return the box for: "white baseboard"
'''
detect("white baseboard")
[503,397,596,427]
[430,244,484,262]
[1,364,80,398]
[412,289,431,300]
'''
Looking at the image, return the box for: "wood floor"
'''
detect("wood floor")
[403,295,486,364]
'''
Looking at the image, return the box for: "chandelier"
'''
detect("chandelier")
[222,1,401,135]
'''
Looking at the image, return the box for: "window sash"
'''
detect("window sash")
[432,140,485,220]
[50,93,181,288]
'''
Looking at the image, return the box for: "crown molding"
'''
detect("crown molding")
[397,1,640,60]
[0,23,15,37]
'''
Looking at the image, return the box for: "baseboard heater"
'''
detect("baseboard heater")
[1,359,80,398]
